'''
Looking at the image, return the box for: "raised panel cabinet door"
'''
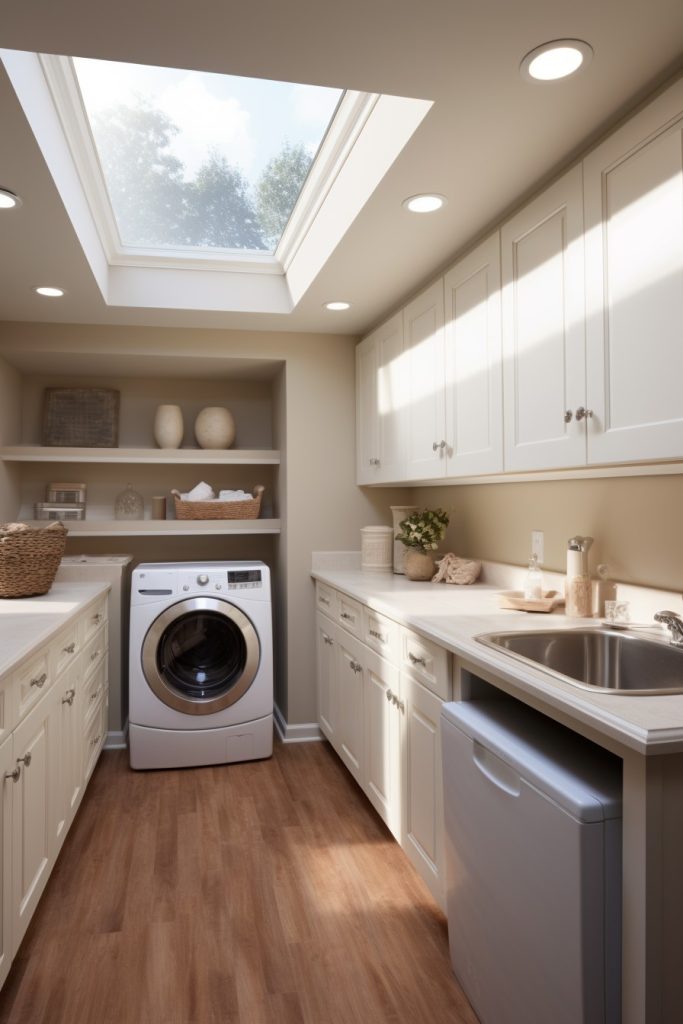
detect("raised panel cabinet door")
[315,614,339,749]
[335,635,365,786]
[375,313,406,482]
[11,684,59,952]
[55,665,82,851]
[403,280,447,480]
[0,734,14,991]
[401,674,446,908]
[584,80,683,464]
[444,232,504,476]
[363,651,401,839]
[356,332,380,484]
[502,165,587,471]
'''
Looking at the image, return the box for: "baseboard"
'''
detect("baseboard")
[105,721,129,750]
[273,704,322,743]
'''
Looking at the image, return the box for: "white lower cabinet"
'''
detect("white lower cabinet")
[0,736,14,992]
[316,584,450,906]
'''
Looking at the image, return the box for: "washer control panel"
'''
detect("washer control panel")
[227,569,262,590]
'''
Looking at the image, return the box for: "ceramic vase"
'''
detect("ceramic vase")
[404,549,435,581]
[390,505,419,574]
[194,407,236,450]
[153,404,184,449]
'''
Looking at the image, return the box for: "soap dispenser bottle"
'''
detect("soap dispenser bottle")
[523,553,544,601]
[565,536,594,617]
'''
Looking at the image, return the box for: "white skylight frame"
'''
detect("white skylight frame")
[39,54,376,275]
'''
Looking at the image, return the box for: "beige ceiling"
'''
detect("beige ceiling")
[0,0,681,336]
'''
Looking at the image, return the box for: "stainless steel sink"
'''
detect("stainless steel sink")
[475,628,683,695]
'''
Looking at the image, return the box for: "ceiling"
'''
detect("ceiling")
[0,0,681,336]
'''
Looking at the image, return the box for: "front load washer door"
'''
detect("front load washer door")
[141,597,260,715]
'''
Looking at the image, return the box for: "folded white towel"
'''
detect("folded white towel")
[217,489,252,502]
[180,481,215,501]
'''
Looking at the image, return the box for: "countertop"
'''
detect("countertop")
[0,582,111,678]
[311,567,683,756]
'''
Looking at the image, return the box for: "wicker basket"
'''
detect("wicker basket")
[171,485,264,521]
[0,522,68,598]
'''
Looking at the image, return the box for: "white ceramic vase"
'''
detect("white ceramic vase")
[194,407,236,450]
[153,404,184,449]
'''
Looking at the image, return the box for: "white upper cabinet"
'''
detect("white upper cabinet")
[403,281,446,480]
[356,313,406,484]
[444,233,503,476]
[502,165,587,471]
[584,80,683,465]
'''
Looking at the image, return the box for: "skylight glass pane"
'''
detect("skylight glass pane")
[72,58,342,254]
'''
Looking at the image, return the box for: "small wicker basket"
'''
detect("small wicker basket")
[171,485,264,521]
[0,522,68,598]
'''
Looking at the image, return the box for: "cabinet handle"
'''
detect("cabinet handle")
[63,642,76,655]
[322,634,333,646]
[408,652,426,667]
[319,596,330,606]
[432,440,446,452]
[369,628,386,642]
[16,753,31,768]
[397,698,405,713]
[385,689,394,702]
[91,735,101,747]
[30,672,47,689]
[90,688,101,702]
[340,612,353,621]
[564,409,573,423]
[369,457,381,466]
[349,661,362,673]
[62,688,76,706]
[90,650,100,662]
[4,766,20,783]
[575,407,593,421]
[93,612,103,623]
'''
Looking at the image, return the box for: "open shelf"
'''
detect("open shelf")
[0,446,280,465]
[20,518,281,537]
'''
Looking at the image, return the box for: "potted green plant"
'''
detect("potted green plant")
[395,507,450,580]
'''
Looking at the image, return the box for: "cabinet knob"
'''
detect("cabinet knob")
[90,650,100,662]
[62,688,76,706]
[564,409,573,423]
[30,672,47,689]
[322,634,333,646]
[369,457,381,466]
[432,440,446,452]
[386,689,394,702]
[349,661,362,673]
[575,407,593,421]
[340,612,353,621]
[63,642,76,655]
[4,766,20,783]
[16,752,31,768]
[93,612,103,623]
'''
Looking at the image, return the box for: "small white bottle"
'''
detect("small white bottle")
[523,553,544,600]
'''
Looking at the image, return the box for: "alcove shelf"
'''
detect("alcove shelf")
[0,446,280,465]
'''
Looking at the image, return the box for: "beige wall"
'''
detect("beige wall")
[412,475,683,592]
[0,322,411,727]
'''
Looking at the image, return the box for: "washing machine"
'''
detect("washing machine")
[129,561,273,770]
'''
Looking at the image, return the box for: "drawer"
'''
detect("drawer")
[54,620,82,678]
[83,659,107,729]
[82,595,108,644]
[400,627,450,701]
[83,693,107,782]
[81,623,108,680]
[361,606,400,663]
[16,648,53,722]
[337,593,363,638]
[316,582,337,617]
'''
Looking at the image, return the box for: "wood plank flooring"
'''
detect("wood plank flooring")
[0,740,479,1024]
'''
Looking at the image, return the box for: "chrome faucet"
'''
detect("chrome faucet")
[654,610,683,647]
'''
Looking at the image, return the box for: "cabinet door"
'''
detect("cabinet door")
[356,332,380,484]
[584,81,683,464]
[0,735,14,991]
[363,650,401,838]
[444,233,504,476]
[401,673,446,908]
[55,666,82,851]
[11,685,59,951]
[502,165,587,470]
[403,281,447,480]
[336,634,365,785]
[356,314,406,484]
[315,614,338,748]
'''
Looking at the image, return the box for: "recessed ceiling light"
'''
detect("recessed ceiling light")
[0,188,21,210]
[33,286,65,298]
[520,40,593,82]
[403,194,447,214]
[324,301,351,311]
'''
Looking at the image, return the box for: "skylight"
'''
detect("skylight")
[71,58,342,255]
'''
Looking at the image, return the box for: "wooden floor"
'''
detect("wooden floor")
[0,740,479,1024]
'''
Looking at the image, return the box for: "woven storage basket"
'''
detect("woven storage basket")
[171,485,264,521]
[0,522,67,598]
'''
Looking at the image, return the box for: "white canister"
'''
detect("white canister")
[361,526,394,571]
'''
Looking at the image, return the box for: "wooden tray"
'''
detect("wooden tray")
[498,590,565,613]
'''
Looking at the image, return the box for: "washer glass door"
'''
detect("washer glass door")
[142,597,260,715]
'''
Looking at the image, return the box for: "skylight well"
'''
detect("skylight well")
[71,58,343,257]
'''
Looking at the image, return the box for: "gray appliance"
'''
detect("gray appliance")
[441,698,622,1024]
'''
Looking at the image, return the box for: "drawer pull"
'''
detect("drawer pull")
[385,689,394,703]
[93,612,103,623]
[90,650,101,662]
[349,661,362,674]
[90,688,100,702]
[319,596,330,606]
[322,634,333,646]
[397,698,405,713]
[17,753,31,768]
[4,766,20,783]
[340,612,353,621]
[63,642,76,655]
[91,735,101,747]
[408,652,426,667]
[369,628,386,642]
[30,672,47,689]
[62,688,76,706]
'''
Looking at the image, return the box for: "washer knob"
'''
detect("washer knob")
[197,574,209,586]
[183,585,190,592]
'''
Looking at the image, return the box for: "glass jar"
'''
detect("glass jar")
[114,483,144,520]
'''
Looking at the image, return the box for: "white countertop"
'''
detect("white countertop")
[311,567,683,756]
[0,582,111,678]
